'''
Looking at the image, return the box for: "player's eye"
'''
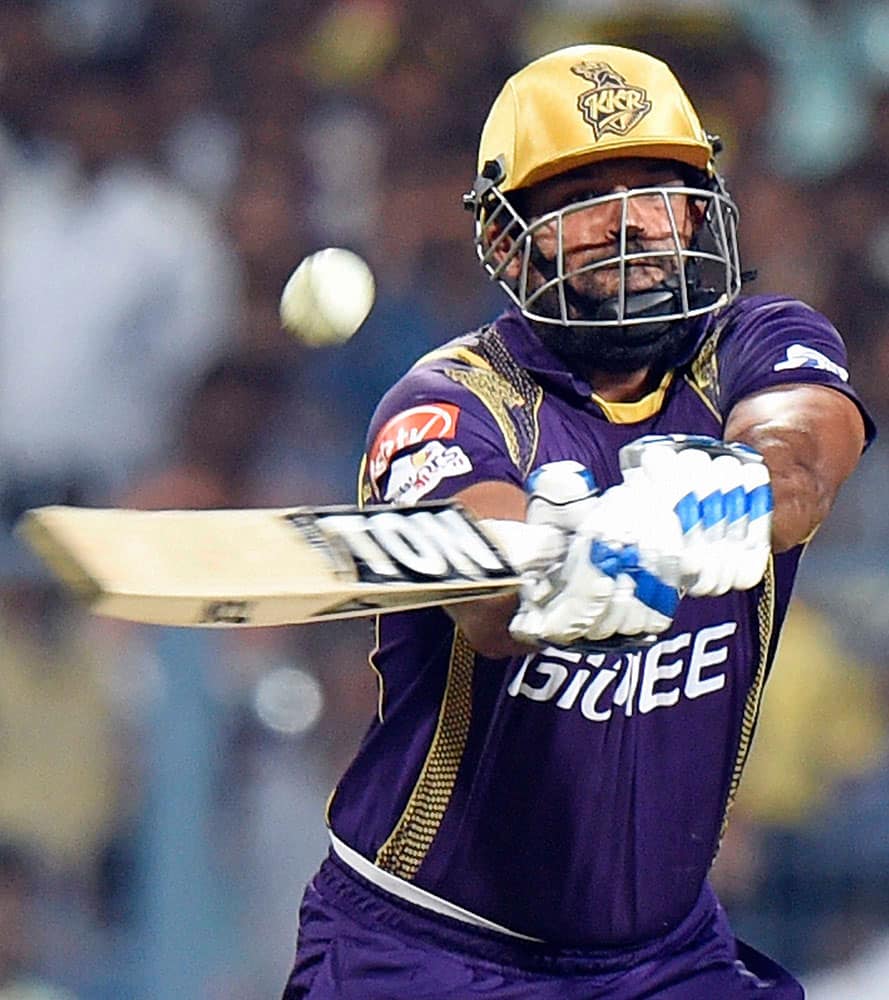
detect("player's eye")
[566,189,606,204]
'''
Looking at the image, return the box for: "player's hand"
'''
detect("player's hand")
[478,460,596,578]
[507,439,773,650]
[509,461,680,648]
[523,460,600,531]
[619,434,773,596]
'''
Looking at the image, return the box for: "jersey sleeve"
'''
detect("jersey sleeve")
[716,296,876,444]
[361,364,526,506]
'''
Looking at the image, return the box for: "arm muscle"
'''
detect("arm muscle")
[724,383,866,552]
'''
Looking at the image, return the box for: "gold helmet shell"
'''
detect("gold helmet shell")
[478,43,716,192]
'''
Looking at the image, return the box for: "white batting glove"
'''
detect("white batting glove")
[506,436,773,650]
[473,462,597,587]
[524,460,600,530]
[508,462,680,648]
[476,518,567,576]
[516,459,601,610]
[619,434,773,597]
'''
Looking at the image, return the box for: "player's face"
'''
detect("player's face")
[474,151,742,376]
[518,158,701,307]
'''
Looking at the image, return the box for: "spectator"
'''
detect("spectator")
[0,842,79,999]
[0,55,242,516]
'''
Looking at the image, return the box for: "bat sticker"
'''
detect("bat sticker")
[288,503,513,585]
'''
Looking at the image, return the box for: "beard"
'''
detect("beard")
[524,247,703,375]
[532,317,698,374]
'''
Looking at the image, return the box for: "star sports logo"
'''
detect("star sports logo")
[384,441,473,505]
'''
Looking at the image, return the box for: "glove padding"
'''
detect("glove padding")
[508,439,773,649]
[619,434,773,597]
[478,460,593,580]
[509,461,681,648]
[524,460,599,531]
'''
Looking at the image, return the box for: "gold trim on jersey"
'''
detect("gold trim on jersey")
[528,388,544,470]
[591,370,673,423]
[367,615,386,723]
[685,316,731,422]
[716,555,776,847]
[356,461,386,718]
[412,345,493,371]
[324,785,337,827]
[357,452,375,504]
[683,374,723,423]
[375,630,476,879]
[441,326,544,478]
[445,366,527,466]
[325,462,389,828]
[690,323,720,395]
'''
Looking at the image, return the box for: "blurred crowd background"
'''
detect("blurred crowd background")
[1,0,889,997]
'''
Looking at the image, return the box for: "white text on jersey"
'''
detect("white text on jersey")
[508,622,738,720]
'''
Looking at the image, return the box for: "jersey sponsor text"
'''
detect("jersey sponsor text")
[508,621,738,720]
[384,441,473,504]
[369,403,461,483]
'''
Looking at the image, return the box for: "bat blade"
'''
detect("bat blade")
[17,503,522,628]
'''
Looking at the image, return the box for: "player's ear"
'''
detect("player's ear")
[688,194,708,230]
[465,158,526,281]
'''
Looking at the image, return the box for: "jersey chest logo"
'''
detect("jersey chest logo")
[509,621,738,721]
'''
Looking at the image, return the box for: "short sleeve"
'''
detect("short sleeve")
[716,296,875,444]
[362,367,524,505]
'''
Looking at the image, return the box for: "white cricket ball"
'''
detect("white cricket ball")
[279,247,376,347]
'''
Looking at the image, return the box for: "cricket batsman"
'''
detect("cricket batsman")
[283,44,874,999]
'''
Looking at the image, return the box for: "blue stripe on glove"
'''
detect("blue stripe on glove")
[631,568,680,617]
[675,492,700,532]
[673,475,773,534]
[724,485,746,524]
[525,464,598,495]
[749,483,773,520]
[700,490,724,529]
[589,540,679,617]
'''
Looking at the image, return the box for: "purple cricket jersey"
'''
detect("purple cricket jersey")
[325,295,874,948]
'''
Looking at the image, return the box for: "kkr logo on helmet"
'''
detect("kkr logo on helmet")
[571,60,652,141]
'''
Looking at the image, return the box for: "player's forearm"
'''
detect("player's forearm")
[733,426,829,552]
[723,384,866,553]
[445,479,535,657]
[447,590,529,658]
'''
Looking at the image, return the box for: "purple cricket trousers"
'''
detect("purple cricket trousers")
[283,854,804,999]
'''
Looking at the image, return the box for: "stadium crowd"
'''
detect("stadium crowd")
[1,1,889,997]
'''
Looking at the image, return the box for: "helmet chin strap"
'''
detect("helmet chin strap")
[588,285,683,340]
[526,244,718,344]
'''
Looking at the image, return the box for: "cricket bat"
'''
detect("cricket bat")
[17,502,525,628]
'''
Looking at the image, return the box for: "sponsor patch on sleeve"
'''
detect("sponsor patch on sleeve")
[368,403,461,483]
[383,441,473,505]
[773,344,849,382]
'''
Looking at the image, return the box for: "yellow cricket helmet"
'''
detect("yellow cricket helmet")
[463,44,744,339]
[479,43,717,192]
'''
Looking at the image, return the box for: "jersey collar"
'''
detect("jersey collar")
[494,306,708,421]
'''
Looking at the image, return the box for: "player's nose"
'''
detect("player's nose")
[606,186,649,239]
